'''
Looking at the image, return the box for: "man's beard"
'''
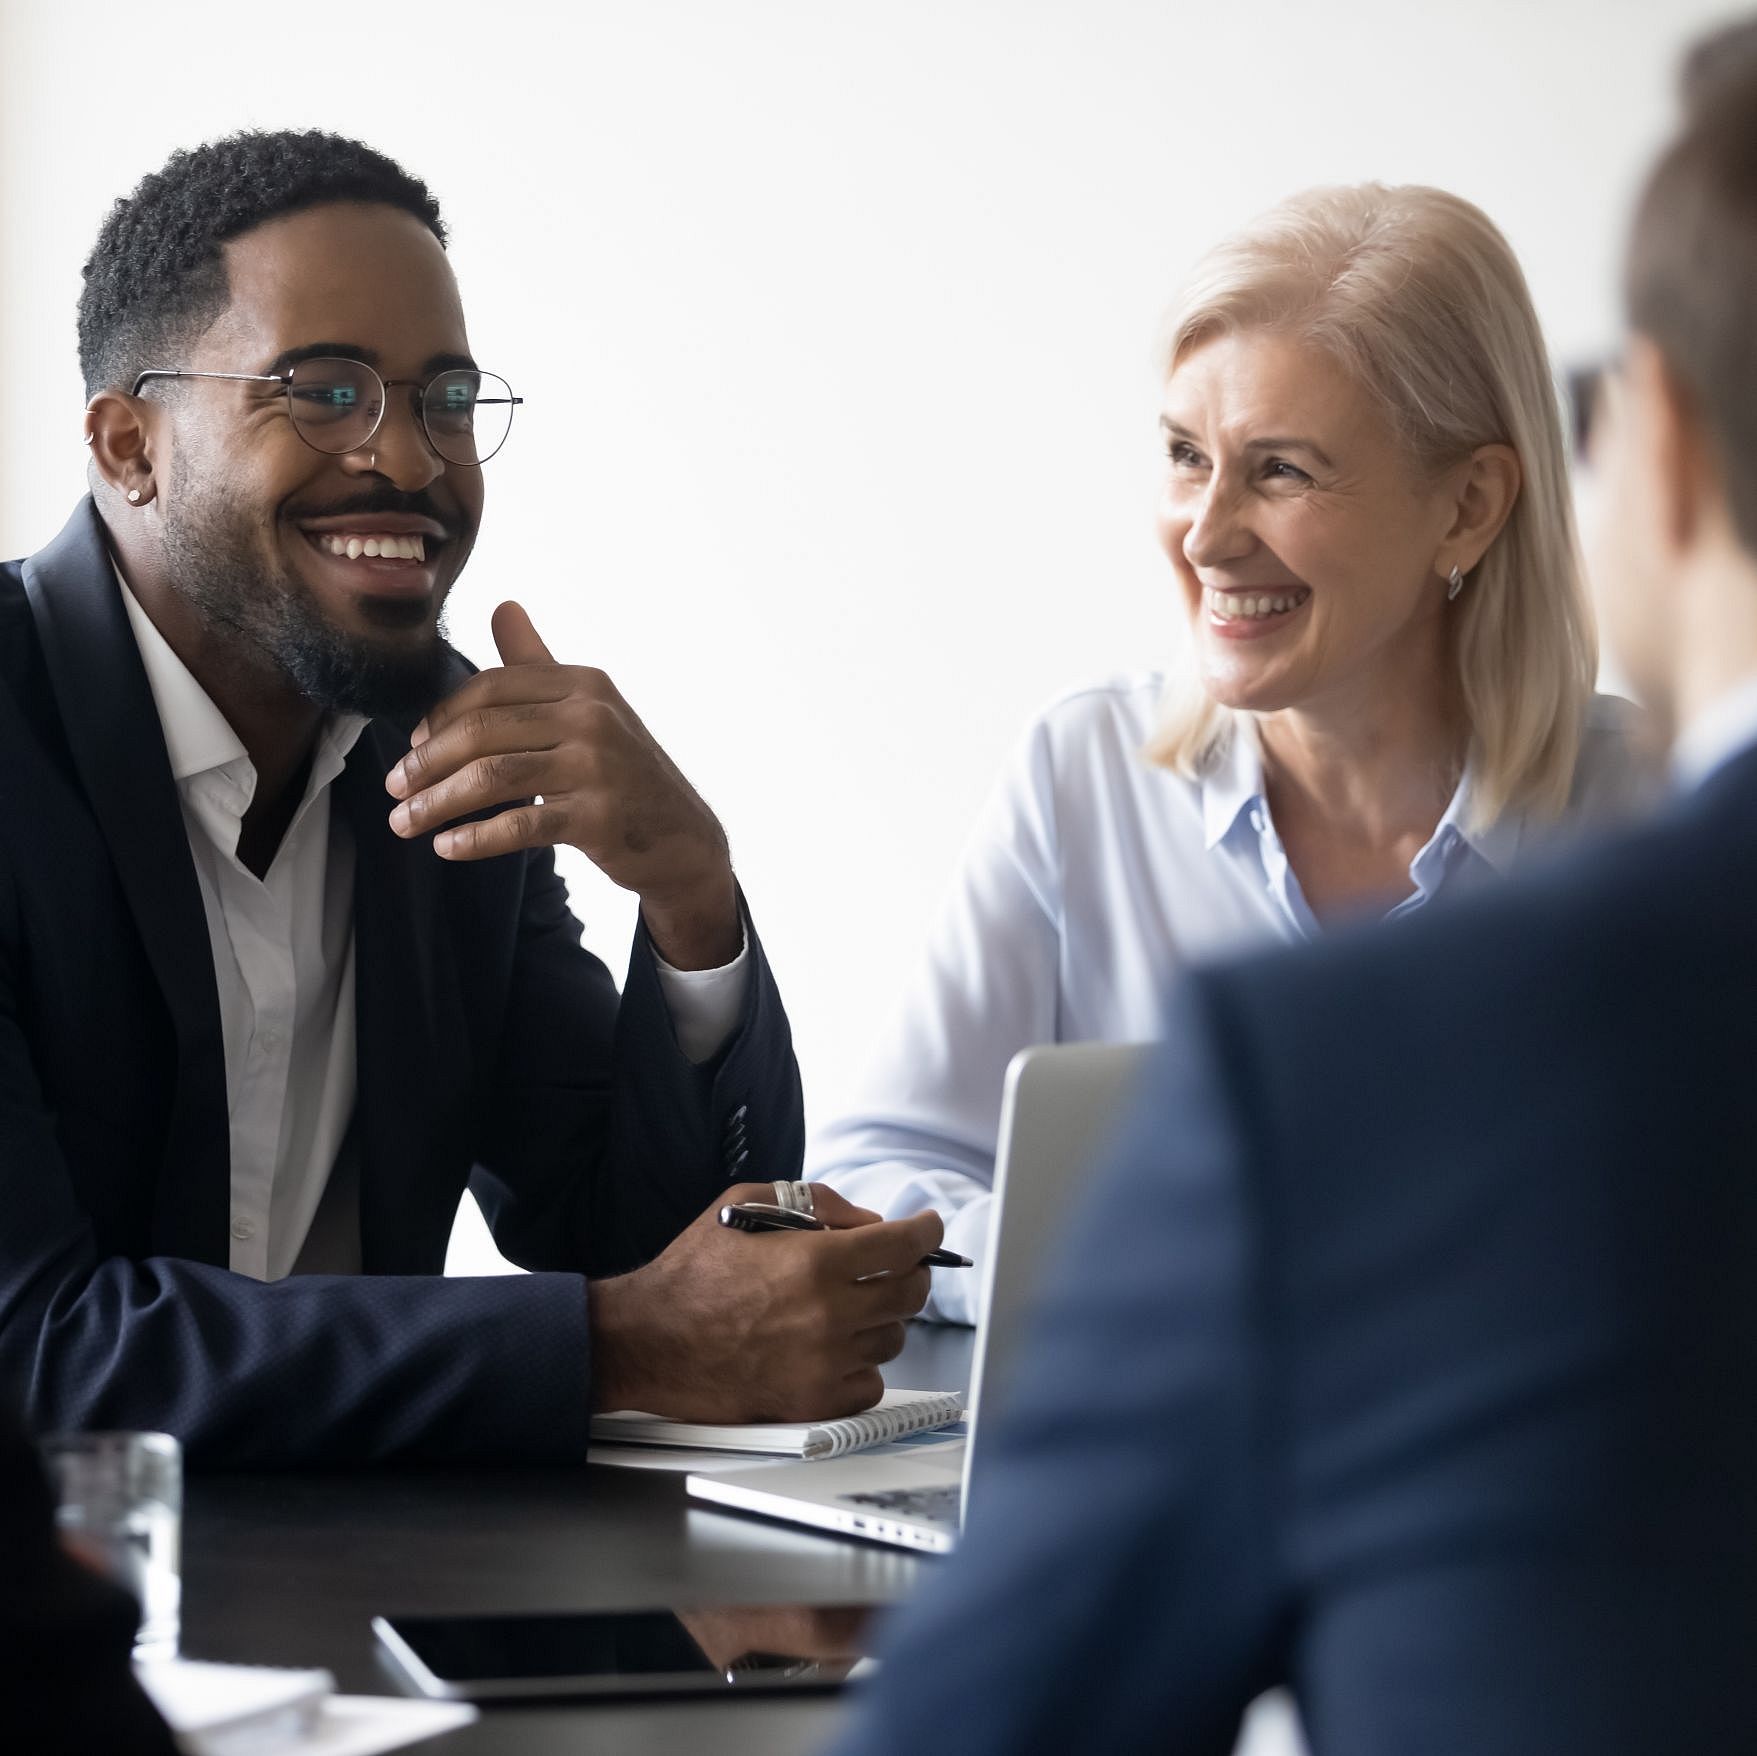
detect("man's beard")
[158,494,456,722]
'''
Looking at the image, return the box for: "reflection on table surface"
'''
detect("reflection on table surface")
[179,1321,973,1754]
[674,1600,876,1676]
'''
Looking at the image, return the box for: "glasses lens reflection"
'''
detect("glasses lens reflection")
[286,358,383,452]
[423,369,516,465]
[284,358,517,465]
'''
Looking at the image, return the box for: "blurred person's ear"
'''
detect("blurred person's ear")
[1623,333,1725,562]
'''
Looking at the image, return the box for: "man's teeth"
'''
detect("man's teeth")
[316,533,426,562]
[1206,587,1309,621]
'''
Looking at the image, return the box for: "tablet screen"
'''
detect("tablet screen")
[373,1602,878,1700]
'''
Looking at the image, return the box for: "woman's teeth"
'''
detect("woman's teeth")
[1206,586,1309,621]
[315,533,426,562]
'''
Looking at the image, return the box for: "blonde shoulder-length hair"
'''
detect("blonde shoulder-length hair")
[1146,183,1596,830]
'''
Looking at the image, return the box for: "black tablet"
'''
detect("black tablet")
[372,1602,878,1702]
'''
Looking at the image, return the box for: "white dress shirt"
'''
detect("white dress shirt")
[808,673,1649,1322]
[1671,671,1757,792]
[119,579,748,1281]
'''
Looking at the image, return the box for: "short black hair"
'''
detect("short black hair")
[77,129,446,397]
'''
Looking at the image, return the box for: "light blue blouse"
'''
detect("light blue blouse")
[807,675,1650,1323]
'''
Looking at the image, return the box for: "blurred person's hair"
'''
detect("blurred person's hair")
[1146,183,1595,832]
[1680,13,1757,112]
[1627,35,1757,558]
[78,130,445,399]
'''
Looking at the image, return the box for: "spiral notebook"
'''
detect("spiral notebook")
[589,1388,963,1461]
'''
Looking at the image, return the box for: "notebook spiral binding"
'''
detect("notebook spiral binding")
[802,1393,963,1459]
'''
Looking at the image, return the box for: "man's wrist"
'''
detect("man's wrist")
[586,1274,643,1412]
[641,868,741,970]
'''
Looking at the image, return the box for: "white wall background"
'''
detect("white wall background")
[0,0,1739,1279]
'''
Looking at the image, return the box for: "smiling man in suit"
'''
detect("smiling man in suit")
[0,130,941,1466]
[827,28,1757,1756]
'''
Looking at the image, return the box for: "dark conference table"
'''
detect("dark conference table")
[179,1322,975,1755]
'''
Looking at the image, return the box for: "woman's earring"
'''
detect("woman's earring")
[127,488,142,504]
[1446,565,1465,601]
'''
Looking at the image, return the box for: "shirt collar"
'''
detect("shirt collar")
[1671,672,1757,793]
[117,567,248,782]
[1199,720,1266,851]
[1197,719,1522,874]
[1446,751,1523,877]
[114,563,368,792]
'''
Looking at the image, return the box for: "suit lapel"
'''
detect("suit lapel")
[19,500,230,1262]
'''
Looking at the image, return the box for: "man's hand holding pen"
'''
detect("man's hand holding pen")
[587,1183,945,1426]
[719,1200,972,1267]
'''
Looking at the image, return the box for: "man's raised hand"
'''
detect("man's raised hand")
[385,600,740,968]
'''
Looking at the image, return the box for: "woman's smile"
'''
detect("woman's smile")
[1203,584,1313,639]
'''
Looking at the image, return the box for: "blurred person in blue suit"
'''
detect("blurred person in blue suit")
[827,24,1757,1756]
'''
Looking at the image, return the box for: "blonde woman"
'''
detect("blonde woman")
[808,183,1651,1322]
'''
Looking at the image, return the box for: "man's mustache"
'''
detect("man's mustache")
[282,489,466,540]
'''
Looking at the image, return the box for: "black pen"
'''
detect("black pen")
[718,1201,972,1268]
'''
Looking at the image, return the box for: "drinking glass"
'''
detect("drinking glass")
[44,1430,182,1660]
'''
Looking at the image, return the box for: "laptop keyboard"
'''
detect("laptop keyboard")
[841,1484,962,1524]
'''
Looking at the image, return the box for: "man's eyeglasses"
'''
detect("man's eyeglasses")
[1564,358,1619,463]
[130,357,523,467]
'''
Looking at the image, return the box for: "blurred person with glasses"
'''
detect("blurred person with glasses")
[0,130,940,1467]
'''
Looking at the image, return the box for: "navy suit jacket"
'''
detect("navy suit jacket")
[0,501,804,1466]
[833,745,1757,1754]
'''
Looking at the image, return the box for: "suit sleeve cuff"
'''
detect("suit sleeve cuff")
[651,915,751,1063]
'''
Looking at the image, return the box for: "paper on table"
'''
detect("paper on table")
[295,1696,478,1755]
[589,1443,795,1471]
[137,1657,476,1756]
[137,1657,330,1751]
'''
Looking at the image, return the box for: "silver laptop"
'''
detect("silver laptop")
[687,1042,1149,1552]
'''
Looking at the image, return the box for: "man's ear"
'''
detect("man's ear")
[1437,442,1522,578]
[1625,331,1715,556]
[84,391,158,508]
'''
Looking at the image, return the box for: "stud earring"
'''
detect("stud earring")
[1446,565,1465,601]
[127,488,142,504]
